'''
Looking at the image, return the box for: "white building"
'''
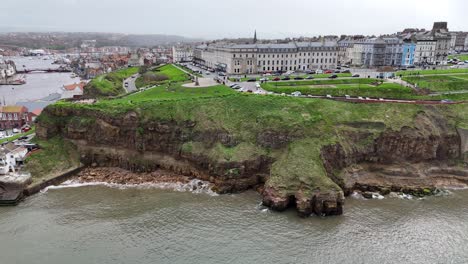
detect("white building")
[0,145,27,175]
[414,36,437,65]
[194,41,338,74]
[172,46,193,63]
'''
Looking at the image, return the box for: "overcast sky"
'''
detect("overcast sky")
[0,0,466,39]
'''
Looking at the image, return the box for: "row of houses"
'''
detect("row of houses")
[191,22,464,74]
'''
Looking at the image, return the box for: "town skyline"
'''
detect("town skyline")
[1,0,467,39]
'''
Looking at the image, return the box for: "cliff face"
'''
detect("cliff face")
[36,105,468,217]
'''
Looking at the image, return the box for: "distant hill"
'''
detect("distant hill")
[0,32,202,49]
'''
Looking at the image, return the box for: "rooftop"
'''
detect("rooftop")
[0,106,27,113]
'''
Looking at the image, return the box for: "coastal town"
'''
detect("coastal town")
[2,0,468,263]
[0,20,467,208]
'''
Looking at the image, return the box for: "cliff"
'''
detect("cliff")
[35,95,468,217]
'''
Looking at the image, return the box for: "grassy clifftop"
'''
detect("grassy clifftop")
[84,67,139,97]
[34,64,468,215]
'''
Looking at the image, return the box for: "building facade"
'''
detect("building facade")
[383,38,403,66]
[401,41,416,66]
[194,41,338,74]
[0,106,30,130]
[347,38,386,67]
[172,46,193,63]
[414,36,437,65]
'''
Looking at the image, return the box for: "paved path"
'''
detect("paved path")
[123,73,139,93]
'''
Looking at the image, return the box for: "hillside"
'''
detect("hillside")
[31,65,468,217]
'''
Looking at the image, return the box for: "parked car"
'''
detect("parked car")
[334,70,341,73]
[291,91,302,97]
[315,69,323,74]
[218,72,226,76]
[229,83,238,88]
[341,70,351,73]
[352,74,360,78]
[282,76,291,81]
[294,76,304,80]
[247,78,257,82]
[205,71,211,75]
[306,76,314,80]
[326,94,332,98]
[324,70,333,74]
[441,99,454,104]
[259,77,269,82]
[328,74,338,79]
[273,77,281,81]
[21,126,31,133]
[232,85,242,90]
[12,128,20,133]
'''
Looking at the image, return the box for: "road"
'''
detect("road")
[123,73,139,93]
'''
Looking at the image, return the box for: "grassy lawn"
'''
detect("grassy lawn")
[136,64,191,88]
[396,68,468,76]
[0,127,36,144]
[114,83,236,103]
[153,64,191,82]
[261,79,416,99]
[25,137,80,184]
[85,67,139,97]
[403,75,468,92]
[448,54,468,61]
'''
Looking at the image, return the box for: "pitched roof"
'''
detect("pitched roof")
[31,108,42,116]
[0,105,27,113]
[63,82,86,91]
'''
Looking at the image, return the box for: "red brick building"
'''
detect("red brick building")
[0,106,30,129]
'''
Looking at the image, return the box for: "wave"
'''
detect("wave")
[40,179,218,196]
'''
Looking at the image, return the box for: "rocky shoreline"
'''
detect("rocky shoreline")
[75,167,194,186]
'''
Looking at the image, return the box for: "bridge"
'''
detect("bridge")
[16,68,72,74]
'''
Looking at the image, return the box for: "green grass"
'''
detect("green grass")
[396,68,468,76]
[25,137,80,184]
[102,83,236,105]
[448,54,468,61]
[261,79,415,99]
[136,64,191,88]
[0,127,36,144]
[153,64,191,82]
[403,75,468,92]
[85,67,139,97]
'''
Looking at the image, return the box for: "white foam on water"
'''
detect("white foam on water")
[41,179,218,196]
[350,191,365,200]
[371,193,385,200]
